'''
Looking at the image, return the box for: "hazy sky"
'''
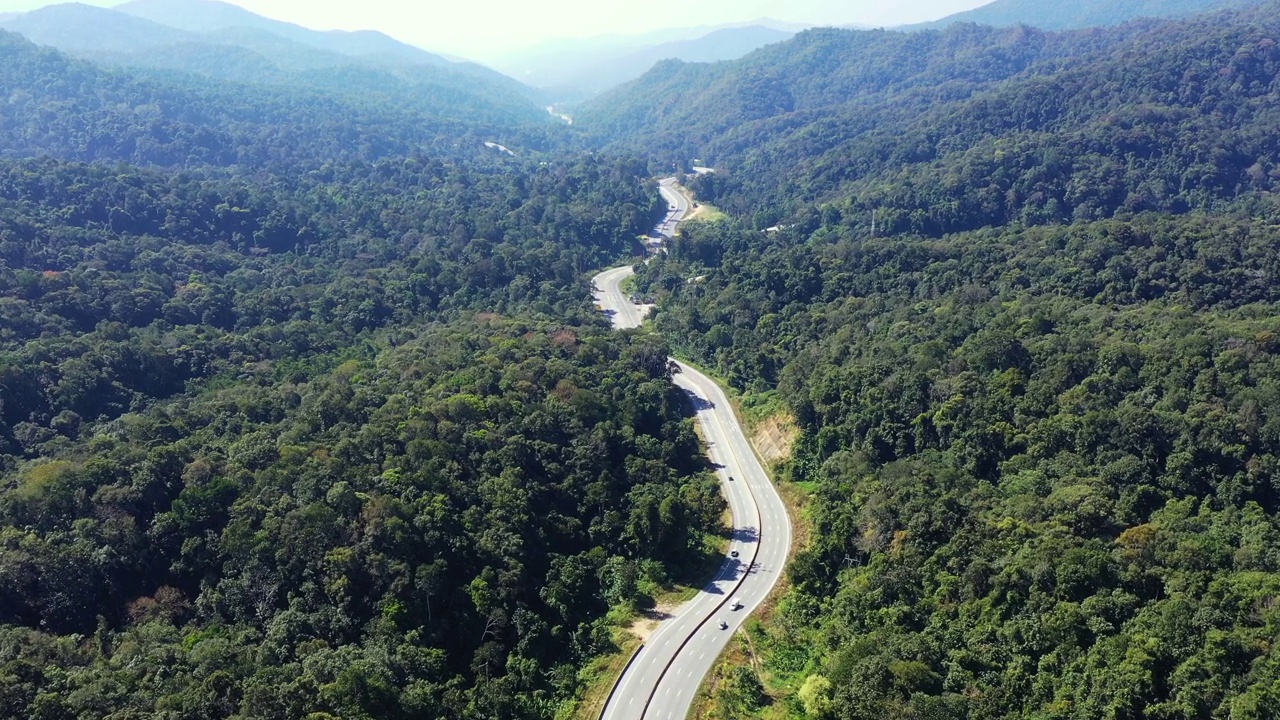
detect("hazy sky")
[0,0,995,60]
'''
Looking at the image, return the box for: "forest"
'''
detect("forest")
[0,30,556,168]
[0,145,719,717]
[621,3,1280,715]
[8,0,1280,716]
[0,28,726,715]
[582,1,1280,231]
[637,212,1280,719]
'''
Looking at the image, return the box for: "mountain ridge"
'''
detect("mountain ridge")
[496,21,807,99]
[117,0,447,65]
[910,0,1268,30]
[0,2,548,130]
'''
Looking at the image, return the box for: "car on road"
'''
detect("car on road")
[730,550,739,558]
[718,620,729,630]
[731,598,743,610]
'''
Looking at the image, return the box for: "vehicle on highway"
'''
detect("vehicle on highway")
[728,475,734,481]
[730,550,739,558]
[718,620,729,630]
[731,598,743,610]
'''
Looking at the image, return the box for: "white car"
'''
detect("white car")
[731,598,743,611]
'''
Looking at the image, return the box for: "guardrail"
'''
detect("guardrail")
[598,642,646,720]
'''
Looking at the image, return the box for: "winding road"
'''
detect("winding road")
[593,180,792,720]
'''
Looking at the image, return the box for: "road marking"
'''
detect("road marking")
[594,185,789,720]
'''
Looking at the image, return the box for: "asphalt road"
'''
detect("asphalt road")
[656,178,691,240]
[594,180,792,720]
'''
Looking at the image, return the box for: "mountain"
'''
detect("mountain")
[496,20,807,99]
[0,2,194,53]
[617,3,1280,718]
[609,26,796,79]
[0,29,553,169]
[0,3,547,131]
[911,0,1267,30]
[579,21,1136,157]
[580,0,1280,217]
[117,0,447,66]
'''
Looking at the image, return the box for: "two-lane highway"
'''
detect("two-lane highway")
[656,178,691,239]
[593,265,650,329]
[594,179,792,720]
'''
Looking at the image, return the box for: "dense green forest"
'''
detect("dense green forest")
[0,146,718,717]
[582,1,1280,231]
[0,317,723,718]
[618,3,1280,717]
[12,0,1280,716]
[0,140,722,717]
[0,152,662,437]
[0,20,731,711]
[0,31,553,168]
[638,209,1280,720]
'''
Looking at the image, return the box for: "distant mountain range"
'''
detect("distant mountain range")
[578,0,1280,231]
[495,20,809,101]
[913,0,1267,30]
[116,0,449,66]
[0,0,546,126]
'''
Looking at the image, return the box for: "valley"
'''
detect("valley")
[2,0,1280,718]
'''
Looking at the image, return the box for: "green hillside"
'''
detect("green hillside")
[0,31,552,169]
[9,0,1280,717]
[614,2,1280,717]
[0,3,547,137]
[0,6,700,718]
[914,0,1267,30]
[582,2,1280,228]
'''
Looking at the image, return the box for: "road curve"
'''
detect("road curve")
[656,178,691,240]
[593,181,792,720]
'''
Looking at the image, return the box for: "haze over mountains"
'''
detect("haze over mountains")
[1,0,450,64]
[492,0,1270,101]
[3,0,1265,107]
[494,20,808,100]
[0,0,549,136]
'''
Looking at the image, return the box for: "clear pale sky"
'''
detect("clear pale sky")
[0,0,995,60]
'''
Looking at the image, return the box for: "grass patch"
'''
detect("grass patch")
[736,390,789,428]
[569,627,642,720]
[685,200,728,224]
[791,480,819,494]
